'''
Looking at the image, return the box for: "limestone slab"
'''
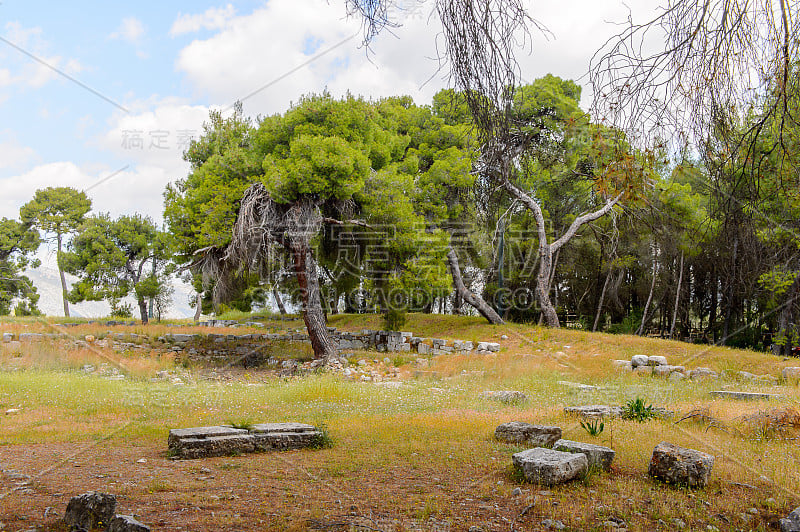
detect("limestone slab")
[512,448,588,486]
[553,439,614,471]
[495,422,561,447]
[648,442,714,487]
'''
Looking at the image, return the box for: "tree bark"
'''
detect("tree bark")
[137,296,149,325]
[722,237,738,345]
[56,233,70,317]
[447,247,504,324]
[194,292,202,322]
[292,242,336,361]
[669,251,684,339]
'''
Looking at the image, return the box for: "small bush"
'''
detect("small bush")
[310,423,334,449]
[580,419,604,436]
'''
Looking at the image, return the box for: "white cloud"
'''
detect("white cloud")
[0,132,37,172]
[170,4,236,37]
[109,17,146,44]
[1,22,84,90]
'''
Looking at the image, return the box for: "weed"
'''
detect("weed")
[622,397,656,422]
[309,423,334,449]
[227,419,255,430]
[580,419,605,436]
[505,464,527,484]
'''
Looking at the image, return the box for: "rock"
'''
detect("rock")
[5,408,21,415]
[780,507,800,532]
[672,518,687,529]
[648,442,714,487]
[541,519,566,530]
[634,365,653,375]
[19,333,43,341]
[709,390,779,400]
[501,335,509,340]
[495,422,561,447]
[648,356,668,366]
[653,365,684,377]
[108,515,151,532]
[612,360,632,371]
[553,439,615,471]
[512,447,588,486]
[481,390,528,404]
[689,367,718,380]
[64,492,117,530]
[564,405,623,419]
[630,355,649,367]
[783,367,800,383]
[511,487,522,496]
[557,380,598,391]
[2,332,13,342]
[249,422,323,451]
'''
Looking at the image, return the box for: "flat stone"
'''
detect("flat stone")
[557,380,598,391]
[168,425,248,448]
[495,422,561,447]
[486,343,501,352]
[512,447,588,486]
[250,422,316,433]
[172,434,256,459]
[108,515,151,532]
[251,430,322,451]
[648,442,714,487]
[19,333,43,341]
[653,365,684,377]
[647,356,668,366]
[64,491,117,530]
[780,506,800,532]
[710,390,779,401]
[564,405,623,419]
[553,439,615,471]
[481,390,528,404]
[630,355,649,367]
[689,367,718,380]
[634,366,653,375]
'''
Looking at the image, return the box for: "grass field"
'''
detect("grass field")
[0,314,798,531]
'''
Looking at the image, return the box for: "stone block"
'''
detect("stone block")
[19,333,43,341]
[417,343,431,355]
[783,367,800,383]
[553,439,615,471]
[647,356,669,366]
[689,367,719,380]
[486,343,501,352]
[564,405,623,419]
[648,442,714,487]
[481,390,528,404]
[64,491,117,530]
[495,422,561,447]
[2,332,12,342]
[108,515,151,532]
[709,390,779,400]
[631,354,649,367]
[653,365,684,377]
[512,448,588,486]
[612,360,632,371]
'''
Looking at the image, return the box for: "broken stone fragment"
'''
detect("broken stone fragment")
[495,422,561,447]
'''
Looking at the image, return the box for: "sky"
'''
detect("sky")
[0,0,662,315]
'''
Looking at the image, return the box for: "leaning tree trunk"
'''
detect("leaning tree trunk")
[291,242,337,361]
[194,292,202,322]
[593,268,613,332]
[56,234,70,317]
[446,247,503,324]
[272,285,287,315]
[637,246,659,336]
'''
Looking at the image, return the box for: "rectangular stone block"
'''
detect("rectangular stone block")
[553,439,615,471]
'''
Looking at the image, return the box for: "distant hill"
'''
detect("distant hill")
[24,266,196,319]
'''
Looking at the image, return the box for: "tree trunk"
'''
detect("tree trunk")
[669,251,684,339]
[292,243,336,361]
[272,285,287,315]
[593,268,613,332]
[56,234,70,317]
[194,292,202,322]
[447,247,504,324]
[536,242,560,326]
[137,296,149,325]
[637,246,658,336]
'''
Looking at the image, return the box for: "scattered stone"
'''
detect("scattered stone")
[553,439,615,471]
[671,518,687,529]
[783,367,800,383]
[557,380,598,391]
[511,487,522,496]
[780,507,800,532]
[481,390,528,404]
[652,365,685,377]
[108,515,151,532]
[648,442,714,487]
[64,492,117,531]
[5,408,21,415]
[648,356,668,366]
[630,355,649,367]
[2,332,12,342]
[612,360,632,371]
[512,447,588,486]
[541,519,566,530]
[634,366,653,375]
[564,405,623,419]
[689,367,719,380]
[494,422,561,447]
[709,390,779,401]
